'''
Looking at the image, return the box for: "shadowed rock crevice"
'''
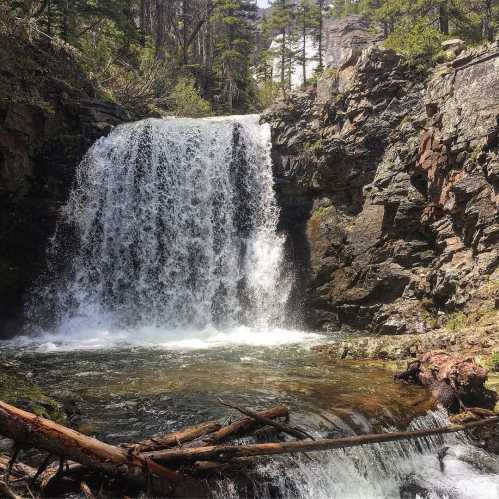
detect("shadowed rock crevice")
[0,34,130,338]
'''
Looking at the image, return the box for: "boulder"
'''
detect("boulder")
[441,38,466,59]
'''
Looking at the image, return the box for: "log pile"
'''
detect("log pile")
[1,398,498,498]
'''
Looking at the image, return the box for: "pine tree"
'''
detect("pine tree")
[268,0,296,90]
[296,0,320,85]
[211,0,258,112]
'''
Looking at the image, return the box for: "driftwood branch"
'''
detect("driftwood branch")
[145,415,499,464]
[204,405,289,444]
[122,421,222,453]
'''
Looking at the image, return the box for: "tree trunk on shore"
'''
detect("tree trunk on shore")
[0,401,179,490]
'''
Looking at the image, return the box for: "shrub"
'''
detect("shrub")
[484,352,499,372]
[445,312,467,331]
[169,77,211,118]
[257,80,278,110]
[384,18,446,68]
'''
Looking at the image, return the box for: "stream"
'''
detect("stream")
[2,337,499,498]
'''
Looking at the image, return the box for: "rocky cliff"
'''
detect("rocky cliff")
[0,34,129,338]
[264,38,499,336]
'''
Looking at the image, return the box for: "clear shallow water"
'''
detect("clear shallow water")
[2,339,499,499]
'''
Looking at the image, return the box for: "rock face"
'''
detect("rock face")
[0,35,129,338]
[264,42,499,335]
[324,15,382,70]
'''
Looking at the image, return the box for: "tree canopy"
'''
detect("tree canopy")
[1,0,497,115]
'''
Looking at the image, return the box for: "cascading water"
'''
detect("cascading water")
[216,410,499,499]
[28,115,303,347]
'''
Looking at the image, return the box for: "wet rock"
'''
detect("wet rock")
[0,34,130,337]
[0,361,66,422]
[312,306,499,361]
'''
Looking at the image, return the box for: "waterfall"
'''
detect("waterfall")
[32,115,292,341]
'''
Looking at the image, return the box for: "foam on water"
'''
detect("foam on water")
[11,325,324,352]
[216,410,499,499]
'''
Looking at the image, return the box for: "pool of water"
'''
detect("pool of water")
[2,335,499,498]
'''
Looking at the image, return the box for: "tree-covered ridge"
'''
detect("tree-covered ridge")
[1,1,497,116]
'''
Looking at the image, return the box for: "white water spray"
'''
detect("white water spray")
[25,115,311,347]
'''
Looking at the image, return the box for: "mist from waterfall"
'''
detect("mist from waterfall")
[25,115,316,350]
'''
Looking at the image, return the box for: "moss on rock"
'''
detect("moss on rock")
[0,362,66,423]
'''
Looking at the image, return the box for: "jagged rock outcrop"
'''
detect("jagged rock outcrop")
[324,15,382,70]
[264,42,499,335]
[0,35,129,338]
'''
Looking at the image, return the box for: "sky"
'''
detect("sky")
[257,0,270,7]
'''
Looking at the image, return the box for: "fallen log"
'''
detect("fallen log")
[0,400,179,493]
[204,405,289,444]
[122,421,222,453]
[395,351,497,412]
[145,415,499,464]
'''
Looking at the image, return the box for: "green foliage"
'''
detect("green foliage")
[211,0,257,113]
[303,139,323,151]
[488,351,499,371]
[331,0,498,64]
[445,311,468,331]
[1,0,260,115]
[170,77,212,118]
[257,80,280,109]
[384,18,446,65]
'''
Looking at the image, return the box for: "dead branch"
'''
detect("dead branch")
[203,405,289,444]
[0,455,36,482]
[145,416,499,464]
[217,399,312,441]
[122,421,222,453]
